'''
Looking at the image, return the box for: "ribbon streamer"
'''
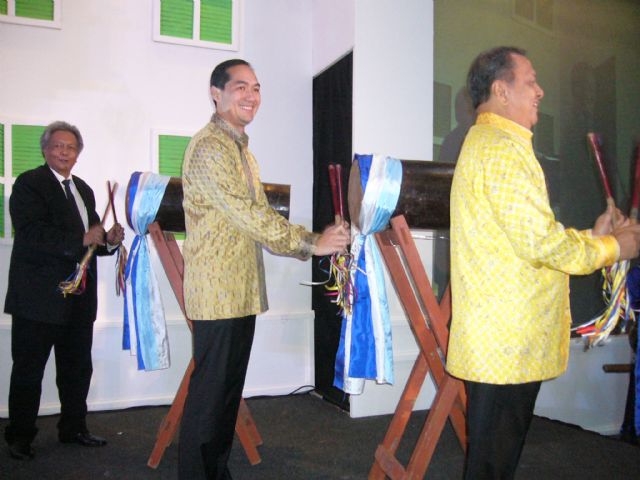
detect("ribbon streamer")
[324,163,353,315]
[334,154,401,395]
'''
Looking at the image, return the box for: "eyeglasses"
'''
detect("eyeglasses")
[49,142,79,154]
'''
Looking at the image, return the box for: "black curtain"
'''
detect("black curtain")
[312,52,353,410]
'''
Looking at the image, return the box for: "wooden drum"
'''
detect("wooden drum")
[348,159,454,230]
[125,174,291,233]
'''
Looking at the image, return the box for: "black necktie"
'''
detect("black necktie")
[62,179,85,232]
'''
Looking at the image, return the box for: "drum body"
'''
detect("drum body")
[348,159,454,230]
[125,174,291,233]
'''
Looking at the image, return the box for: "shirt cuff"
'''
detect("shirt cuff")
[301,231,321,259]
[599,234,620,265]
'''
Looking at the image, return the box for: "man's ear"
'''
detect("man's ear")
[492,80,508,105]
[210,85,221,104]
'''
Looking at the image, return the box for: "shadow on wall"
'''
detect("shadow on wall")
[438,88,476,164]
[433,88,475,298]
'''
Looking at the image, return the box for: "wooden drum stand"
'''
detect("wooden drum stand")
[145,222,262,468]
[369,215,467,479]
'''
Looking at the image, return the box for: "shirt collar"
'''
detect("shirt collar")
[49,166,73,185]
[211,113,249,148]
[476,112,533,142]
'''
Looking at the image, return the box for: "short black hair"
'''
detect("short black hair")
[210,59,251,89]
[210,59,252,107]
[467,46,526,109]
[40,121,84,154]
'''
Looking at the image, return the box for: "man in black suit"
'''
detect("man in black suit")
[4,121,125,460]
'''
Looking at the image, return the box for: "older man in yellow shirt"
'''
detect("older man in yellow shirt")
[179,59,349,480]
[447,46,640,479]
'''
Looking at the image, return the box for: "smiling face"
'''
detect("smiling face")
[499,54,544,130]
[211,64,261,133]
[43,130,80,178]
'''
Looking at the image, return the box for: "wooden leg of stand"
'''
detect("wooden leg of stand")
[369,352,429,480]
[147,360,263,468]
[235,399,262,466]
[405,376,463,479]
[147,359,194,468]
[448,381,467,451]
[238,397,263,446]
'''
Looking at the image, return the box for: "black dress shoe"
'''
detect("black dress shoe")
[8,440,34,460]
[59,432,107,447]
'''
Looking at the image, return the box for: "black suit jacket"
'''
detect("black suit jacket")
[4,164,114,325]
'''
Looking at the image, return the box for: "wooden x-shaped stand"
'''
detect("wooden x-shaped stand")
[145,222,263,469]
[369,215,466,479]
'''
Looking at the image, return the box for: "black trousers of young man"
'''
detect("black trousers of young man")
[5,316,94,445]
[178,315,256,480]
[463,380,542,480]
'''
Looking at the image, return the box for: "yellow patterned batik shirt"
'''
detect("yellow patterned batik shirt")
[446,112,619,384]
[182,114,318,320]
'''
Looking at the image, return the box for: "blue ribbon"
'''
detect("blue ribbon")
[121,172,140,352]
[334,154,402,394]
[349,240,376,378]
[627,265,640,436]
[123,172,171,371]
[636,329,639,437]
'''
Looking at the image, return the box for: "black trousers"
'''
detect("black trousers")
[464,380,542,480]
[179,316,256,480]
[5,316,94,444]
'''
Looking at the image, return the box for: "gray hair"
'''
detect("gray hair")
[40,121,84,154]
[467,46,527,109]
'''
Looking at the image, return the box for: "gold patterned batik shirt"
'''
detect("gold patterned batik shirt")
[446,112,619,384]
[182,114,318,320]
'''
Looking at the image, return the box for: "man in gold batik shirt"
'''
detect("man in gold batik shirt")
[447,47,640,480]
[179,59,349,480]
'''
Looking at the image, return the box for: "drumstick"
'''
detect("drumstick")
[336,164,344,221]
[630,144,640,222]
[328,164,341,224]
[587,133,615,211]
[107,181,119,224]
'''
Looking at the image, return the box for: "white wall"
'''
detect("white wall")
[311,0,355,75]
[0,0,317,416]
[352,0,433,161]
[536,336,633,435]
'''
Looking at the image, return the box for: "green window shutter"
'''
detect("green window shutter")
[159,135,189,239]
[0,1,7,15]
[15,0,54,20]
[0,184,4,238]
[161,0,194,39]
[0,124,3,238]
[12,125,45,177]
[0,123,4,176]
[159,135,190,177]
[200,0,232,44]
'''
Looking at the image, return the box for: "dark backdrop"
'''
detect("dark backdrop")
[312,52,353,410]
